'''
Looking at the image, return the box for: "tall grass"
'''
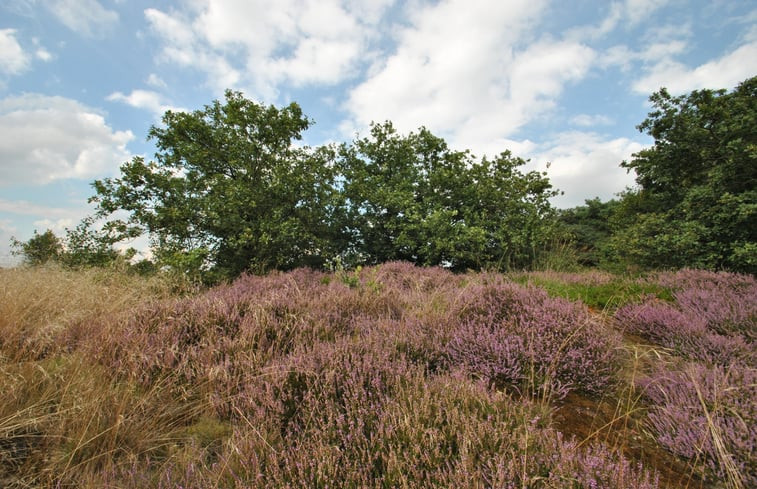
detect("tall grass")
[4,263,752,487]
[0,265,183,362]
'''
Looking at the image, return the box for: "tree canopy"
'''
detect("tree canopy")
[90,91,345,279]
[11,229,62,266]
[339,122,557,271]
[18,78,753,278]
[609,76,756,273]
[85,90,559,280]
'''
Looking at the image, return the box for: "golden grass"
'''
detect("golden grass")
[0,265,183,362]
[0,265,202,487]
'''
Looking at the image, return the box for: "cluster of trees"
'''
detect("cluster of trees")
[13,76,756,279]
[561,76,756,274]
[16,91,558,281]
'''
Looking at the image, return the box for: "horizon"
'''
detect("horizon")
[1,0,756,265]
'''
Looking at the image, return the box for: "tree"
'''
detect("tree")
[610,76,757,273]
[557,198,620,267]
[339,122,559,271]
[88,93,560,279]
[90,90,344,279]
[10,221,130,269]
[11,229,62,265]
[60,216,124,268]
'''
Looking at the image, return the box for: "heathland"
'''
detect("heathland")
[2,263,754,488]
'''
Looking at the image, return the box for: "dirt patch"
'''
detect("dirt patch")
[553,392,705,489]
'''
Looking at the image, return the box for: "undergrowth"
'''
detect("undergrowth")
[1,263,753,487]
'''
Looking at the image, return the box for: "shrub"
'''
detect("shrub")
[616,270,756,365]
[446,276,622,399]
[640,364,757,486]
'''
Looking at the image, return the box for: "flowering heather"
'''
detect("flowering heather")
[446,276,622,398]
[104,371,660,489]
[650,269,756,339]
[615,302,754,366]
[10,263,711,487]
[640,364,757,486]
[617,270,756,365]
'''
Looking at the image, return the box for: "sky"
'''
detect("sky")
[1,0,756,266]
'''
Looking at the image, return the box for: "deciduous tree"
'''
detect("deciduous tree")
[611,76,756,273]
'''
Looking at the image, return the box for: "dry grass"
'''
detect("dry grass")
[1,264,751,487]
[0,264,183,362]
[0,265,198,487]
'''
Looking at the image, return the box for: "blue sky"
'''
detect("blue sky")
[1,0,755,265]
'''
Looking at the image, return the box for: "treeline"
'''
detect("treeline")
[560,76,756,274]
[13,76,756,280]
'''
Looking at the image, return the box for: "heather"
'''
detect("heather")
[615,269,756,365]
[5,263,756,487]
[614,269,757,485]
[446,275,621,398]
[640,365,756,487]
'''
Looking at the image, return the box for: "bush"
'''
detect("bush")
[640,364,756,486]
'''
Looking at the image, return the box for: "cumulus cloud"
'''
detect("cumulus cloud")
[0,29,30,75]
[107,89,186,118]
[46,0,119,37]
[526,132,644,208]
[0,94,133,186]
[144,0,394,98]
[632,41,757,94]
[344,0,595,155]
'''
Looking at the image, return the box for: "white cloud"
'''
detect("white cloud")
[31,37,54,62]
[0,29,30,75]
[624,0,671,25]
[632,41,757,94]
[144,7,242,94]
[46,0,119,37]
[146,73,167,89]
[33,218,75,234]
[0,94,133,186]
[144,0,394,99]
[568,0,671,41]
[35,48,53,61]
[107,89,186,118]
[570,114,614,127]
[526,131,644,208]
[344,0,596,157]
[0,218,20,267]
[0,198,86,219]
[600,26,690,71]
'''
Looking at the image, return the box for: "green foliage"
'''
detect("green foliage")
[339,122,559,271]
[11,229,62,265]
[557,198,620,268]
[11,221,126,270]
[611,76,757,273]
[60,216,124,268]
[90,90,345,279]
[512,271,673,310]
[86,96,560,280]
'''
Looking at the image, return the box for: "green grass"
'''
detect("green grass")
[510,270,674,310]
